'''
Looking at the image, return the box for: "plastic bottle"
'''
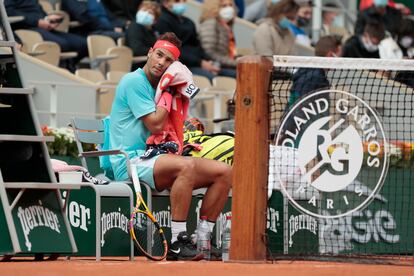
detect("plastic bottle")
[221,215,231,262]
[196,216,211,260]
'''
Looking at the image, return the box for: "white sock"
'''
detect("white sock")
[171,221,187,243]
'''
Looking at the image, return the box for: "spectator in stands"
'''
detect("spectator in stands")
[283,35,341,145]
[197,0,244,17]
[154,0,222,82]
[101,0,142,22]
[394,19,414,87]
[354,0,402,38]
[288,0,312,47]
[5,0,88,59]
[360,0,411,15]
[198,0,238,77]
[61,0,125,41]
[396,18,414,58]
[288,35,341,108]
[126,1,160,61]
[320,2,350,42]
[394,19,414,86]
[253,0,299,57]
[321,2,339,34]
[244,0,277,24]
[342,22,385,58]
[109,32,231,261]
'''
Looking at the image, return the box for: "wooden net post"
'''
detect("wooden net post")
[230,56,273,261]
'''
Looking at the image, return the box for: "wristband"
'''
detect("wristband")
[157,92,173,113]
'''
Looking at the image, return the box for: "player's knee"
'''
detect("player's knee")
[177,158,197,179]
[218,163,232,188]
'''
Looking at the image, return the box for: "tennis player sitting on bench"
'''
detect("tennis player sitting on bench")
[108,32,232,261]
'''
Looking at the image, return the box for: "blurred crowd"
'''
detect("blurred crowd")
[4,0,414,80]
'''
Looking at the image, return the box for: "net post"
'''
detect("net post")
[230,56,272,261]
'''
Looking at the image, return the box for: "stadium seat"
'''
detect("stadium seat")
[32,41,60,66]
[15,29,43,53]
[15,29,78,63]
[106,46,133,72]
[75,69,116,115]
[38,0,54,13]
[87,35,118,72]
[212,76,236,92]
[106,70,127,82]
[236,47,253,56]
[75,68,105,83]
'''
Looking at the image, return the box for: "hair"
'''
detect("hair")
[364,22,385,40]
[315,35,341,57]
[138,1,161,19]
[398,18,414,38]
[295,0,312,6]
[158,32,182,49]
[322,2,339,16]
[267,0,299,22]
[199,0,236,23]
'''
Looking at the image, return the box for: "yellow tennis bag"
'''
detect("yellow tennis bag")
[182,131,234,166]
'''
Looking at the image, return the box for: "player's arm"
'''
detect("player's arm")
[141,91,173,133]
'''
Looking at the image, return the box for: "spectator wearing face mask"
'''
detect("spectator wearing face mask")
[394,19,414,87]
[253,0,299,57]
[354,0,402,38]
[198,0,238,78]
[342,22,385,58]
[155,0,222,82]
[396,18,414,58]
[288,1,312,47]
[126,1,160,58]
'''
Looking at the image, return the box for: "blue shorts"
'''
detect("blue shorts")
[130,154,161,190]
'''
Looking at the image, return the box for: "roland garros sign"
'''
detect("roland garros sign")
[275,90,389,219]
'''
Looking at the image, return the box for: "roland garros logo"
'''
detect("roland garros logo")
[275,90,388,219]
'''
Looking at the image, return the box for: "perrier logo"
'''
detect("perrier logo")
[275,90,389,219]
[16,201,61,251]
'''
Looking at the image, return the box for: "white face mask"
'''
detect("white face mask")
[400,36,413,49]
[332,16,342,27]
[136,10,154,26]
[219,6,235,22]
[361,36,379,52]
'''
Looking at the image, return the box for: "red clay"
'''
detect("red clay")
[0,257,413,276]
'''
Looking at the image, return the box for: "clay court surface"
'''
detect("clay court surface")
[1,257,413,276]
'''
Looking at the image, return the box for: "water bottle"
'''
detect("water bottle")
[196,216,211,260]
[221,215,231,262]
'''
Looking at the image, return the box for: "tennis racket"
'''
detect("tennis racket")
[129,166,168,261]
